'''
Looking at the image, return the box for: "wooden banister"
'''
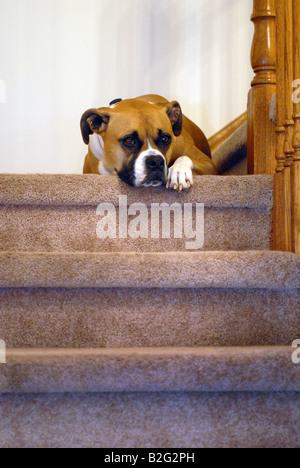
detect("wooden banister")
[273,0,293,251]
[292,0,300,254]
[282,0,294,252]
[273,0,286,250]
[208,112,247,153]
[248,0,300,253]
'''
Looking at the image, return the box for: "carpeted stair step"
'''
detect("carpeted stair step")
[0,251,298,348]
[0,250,298,289]
[1,391,299,448]
[0,347,299,448]
[1,346,299,393]
[0,173,298,448]
[0,174,273,252]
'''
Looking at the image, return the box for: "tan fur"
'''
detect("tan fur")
[81,94,217,179]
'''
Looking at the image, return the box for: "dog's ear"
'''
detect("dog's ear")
[165,101,183,136]
[80,108,111,144]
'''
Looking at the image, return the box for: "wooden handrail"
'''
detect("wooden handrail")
[248,0,300,253]
[208,112,247,153]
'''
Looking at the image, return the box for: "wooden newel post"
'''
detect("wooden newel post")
[248,0,277,174]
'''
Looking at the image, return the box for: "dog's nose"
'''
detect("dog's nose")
[146,155,165,171]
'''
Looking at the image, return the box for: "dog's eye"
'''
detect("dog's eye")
[123,136,135,146]
[160,134,171,145]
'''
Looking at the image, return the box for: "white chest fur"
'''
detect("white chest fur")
[89,134,111,175]
[89,133,104,161]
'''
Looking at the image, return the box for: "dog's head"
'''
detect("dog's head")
[80,97,182,186]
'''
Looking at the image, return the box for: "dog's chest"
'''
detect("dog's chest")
[89,134,104,161]
[89,134,111,175]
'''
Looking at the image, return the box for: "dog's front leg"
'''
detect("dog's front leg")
[166,156,194,191]
[167,149,217,191]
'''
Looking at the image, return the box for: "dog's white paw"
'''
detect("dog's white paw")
[166,156,193,191]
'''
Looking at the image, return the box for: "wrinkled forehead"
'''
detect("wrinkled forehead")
[107,105,172,139]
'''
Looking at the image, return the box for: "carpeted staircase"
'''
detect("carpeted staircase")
[0,174,299,448]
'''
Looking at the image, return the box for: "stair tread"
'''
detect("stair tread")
[1,346,299,394]
[0,174,273,252]
[0,174,273,208]
[0,250,298,289]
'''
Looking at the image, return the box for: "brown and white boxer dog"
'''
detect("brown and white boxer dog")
[80,94,217,190]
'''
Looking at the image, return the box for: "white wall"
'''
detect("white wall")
[0,0,253,174]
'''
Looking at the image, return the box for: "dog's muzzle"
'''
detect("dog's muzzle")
[128,149,168,187]
[144,155,166,185]
[143,154,167,187]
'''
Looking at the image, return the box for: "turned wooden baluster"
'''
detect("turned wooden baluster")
[273,0,294,251]
[248,0,277,175]
[273,0,285,249]
[282,0,294,252]
[292,0,300,253]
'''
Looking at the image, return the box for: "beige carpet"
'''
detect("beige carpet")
[0,174,299,448]
[0,174,272,251]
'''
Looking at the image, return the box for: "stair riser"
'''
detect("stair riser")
[0,392,298,448]
[1,347,298,394]
[0,288,298,348]
[0,205,271,251]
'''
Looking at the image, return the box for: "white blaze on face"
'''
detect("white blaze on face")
[134,139,167,186]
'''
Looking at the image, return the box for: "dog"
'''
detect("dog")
[80,94,217,190]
